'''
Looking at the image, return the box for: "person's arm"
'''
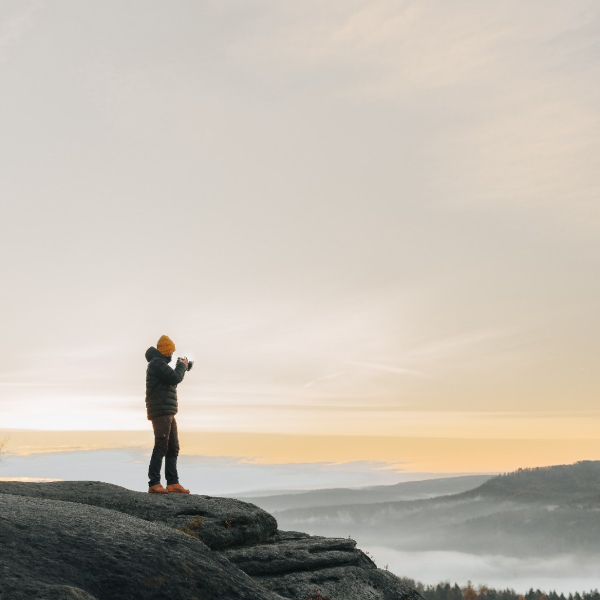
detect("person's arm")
[153,359,186,385]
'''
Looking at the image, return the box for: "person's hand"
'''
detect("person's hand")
[179,358,189,369]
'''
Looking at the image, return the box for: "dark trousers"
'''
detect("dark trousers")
[148,415,180,487]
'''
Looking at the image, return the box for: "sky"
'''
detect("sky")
[1,1,599,477]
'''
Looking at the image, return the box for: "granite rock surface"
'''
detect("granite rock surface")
[0,492,283,600]
[0,481,423,600]
[0,480,276,550]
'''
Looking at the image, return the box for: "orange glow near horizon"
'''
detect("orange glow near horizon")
[2,429,600,474]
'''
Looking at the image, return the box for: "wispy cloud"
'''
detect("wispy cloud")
[233,0,600,236]
[301,371,345,388]
[347,361,427,378]
[403,329,514,359]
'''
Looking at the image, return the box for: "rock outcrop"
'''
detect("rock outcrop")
[0,481,422,600]
[0,492,281,600]
[221,531,419,600]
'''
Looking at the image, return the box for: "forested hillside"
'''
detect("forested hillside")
[468,461,600,501]
[399,578,600,600]
[274,461,600,557]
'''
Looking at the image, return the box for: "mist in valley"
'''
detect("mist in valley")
[257,462,600,593]
[364,549,600,594]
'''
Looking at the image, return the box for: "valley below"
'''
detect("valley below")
[249,461,600,592]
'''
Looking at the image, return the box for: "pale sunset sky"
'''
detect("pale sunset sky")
[1,1,599,485]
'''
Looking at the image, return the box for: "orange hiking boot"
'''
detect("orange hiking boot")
[166,483,190,494]
[148,484,169,494]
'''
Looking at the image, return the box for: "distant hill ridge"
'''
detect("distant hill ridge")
[241,475,492,513]
[469,460,600,500]
[271,460,600,558]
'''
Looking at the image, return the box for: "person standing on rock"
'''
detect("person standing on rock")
[145,335,191,494]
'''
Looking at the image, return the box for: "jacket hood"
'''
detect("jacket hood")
[145,346,170,363]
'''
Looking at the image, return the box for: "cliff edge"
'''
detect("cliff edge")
[0,481,422,600]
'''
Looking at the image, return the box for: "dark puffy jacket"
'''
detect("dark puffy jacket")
[145,346,186,420]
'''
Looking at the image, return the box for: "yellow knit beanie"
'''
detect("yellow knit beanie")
[157,335,176,356]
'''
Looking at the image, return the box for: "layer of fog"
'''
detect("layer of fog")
[273,495,600,559]
[362,548,600,594]
[0,449,454,495]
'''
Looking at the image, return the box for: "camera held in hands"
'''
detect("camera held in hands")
[177,356,194,371]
